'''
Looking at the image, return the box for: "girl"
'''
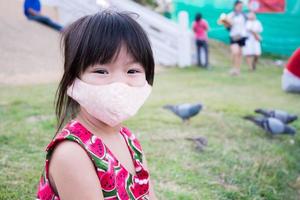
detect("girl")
[226,0,247,76]
[242,12,263,71]
[36,10,156,200]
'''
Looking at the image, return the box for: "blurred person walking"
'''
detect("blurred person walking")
[243,11,263,71]
[23,0,63,31]
[221,0,247,76]
[192,13,210,68]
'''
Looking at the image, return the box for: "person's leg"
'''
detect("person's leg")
[28,15,63,31]
[203,41,209,68]
[198,40,206,67]
[246,55,253,71]
[196,40,201,67]
[236,38,247,73]
[230,44,241,75]
[44,18,63,31]
[237,46,243,70]
[253,55,259,70]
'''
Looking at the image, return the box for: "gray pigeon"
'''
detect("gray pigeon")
[244,115,296,136]
[255,108,298,124]
[185,136,208,151]
[163,103,203,122]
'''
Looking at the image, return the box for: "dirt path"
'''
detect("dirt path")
[0,0,62,85]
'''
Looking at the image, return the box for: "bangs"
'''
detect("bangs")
[61,10,154,84]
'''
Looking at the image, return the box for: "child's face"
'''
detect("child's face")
[80,45,146,87]
[235,3,243,12]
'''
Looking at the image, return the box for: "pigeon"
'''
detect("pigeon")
[255,108,298,124]
[185,136,208,151]
[243,115,296,136]
[163,103,203,122]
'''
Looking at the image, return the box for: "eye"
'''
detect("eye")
[94,69,109,74]
[127,69,142,74]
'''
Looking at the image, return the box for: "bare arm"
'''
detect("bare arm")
[49,141,104,200]
[192,23,197,33]
[223,21,231,28]
[223,13,232,28]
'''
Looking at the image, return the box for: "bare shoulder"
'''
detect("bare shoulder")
[49,140,104,200]
[50,140,90,165]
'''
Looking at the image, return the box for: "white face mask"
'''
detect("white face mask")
[67,78,152,127]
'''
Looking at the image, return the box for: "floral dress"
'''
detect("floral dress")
[36,120,150,200]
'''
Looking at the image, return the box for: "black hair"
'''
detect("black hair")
[195,13,202,22]
[234,0,243,7]
[55,10,155,132]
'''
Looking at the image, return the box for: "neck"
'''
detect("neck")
[76,108,122,137]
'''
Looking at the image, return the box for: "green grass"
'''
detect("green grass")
[1,46,300,199]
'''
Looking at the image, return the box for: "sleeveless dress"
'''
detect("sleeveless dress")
[36,120,150,200]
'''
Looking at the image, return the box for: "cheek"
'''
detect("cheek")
[129,73,147,87]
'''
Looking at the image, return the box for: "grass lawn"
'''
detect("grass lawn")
[1,43,300,199]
